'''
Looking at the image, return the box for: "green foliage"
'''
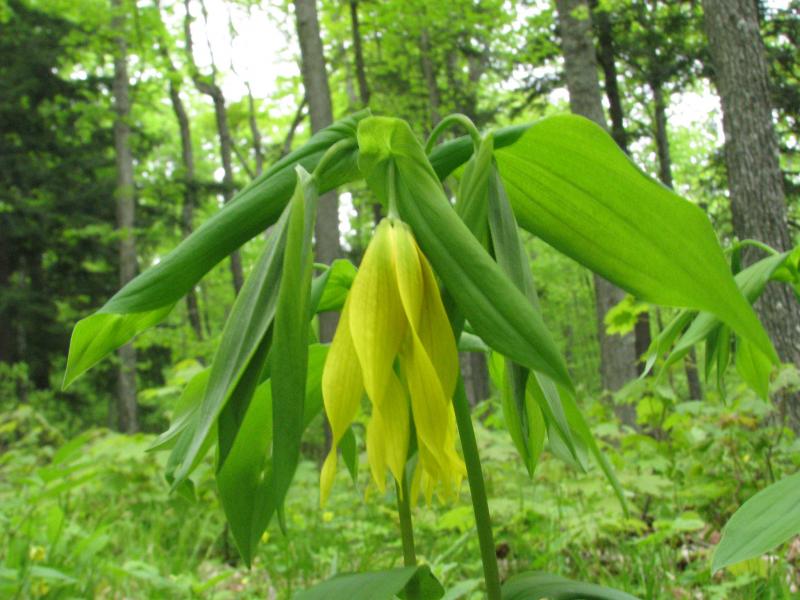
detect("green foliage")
[713,471,800,572]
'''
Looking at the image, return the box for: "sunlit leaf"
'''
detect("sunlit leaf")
[713,471,800,572]
[294,566,444,600]
[502,571,639,600]
[495,114,776,365]
[63,112,368,388]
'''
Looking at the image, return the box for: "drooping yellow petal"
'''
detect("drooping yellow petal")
[319,451,338,507]
[392,222,463,490]
[415,240,459,398]
[348,219,408,413]
[390,221,424,331]
[366,370,409,493]
[320,297,363,505]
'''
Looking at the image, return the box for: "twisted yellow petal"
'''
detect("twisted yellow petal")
[320,217,463,503]
[348,220,407,412]
[320,297,363,506]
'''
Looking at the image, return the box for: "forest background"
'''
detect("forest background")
[1,0,799,598]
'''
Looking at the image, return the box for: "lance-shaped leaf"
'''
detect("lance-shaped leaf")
[357,117,572,391]
[502,571,639,600]
[493,114,777,365]
[661,252,789,371]
[171,199,292,485]
[216,343,332,565]
[63,111,368,388]
[294,566,444,600]
[483,136,579,472]
[649,252,790,398]
[216,378,273,564]
[713,471,800,572]
[267,166,318,526]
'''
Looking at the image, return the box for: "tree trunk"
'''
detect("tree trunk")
[280,97,308,158]
[294,0,341,347]
[348,0,370,107]
[555,0,638,397]
[651,78,703,399]
[0,227,12,364]
[592,2,628,153]
[419,27,441,130]
[184,0,244,295]
[111,0,139,433]
[167,74,205,341]
[592,0,652,371]
[347,0,382,225]
[703,0,800,367]
[246,84,264,176]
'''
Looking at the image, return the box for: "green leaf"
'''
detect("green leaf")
[340,427,359,483]
[494,114,777,365]
[561,391,628,515]
[357,116,572,392]
[455,132,493,245]
[713,471,800,572]
[268,166,318,527]
[316,259,357,312]
[661,252,789,373]
[63,112,368,388]
[147,367,210,452]
[735,338,773,400]
[216,379,273,564]
[502,571,639,600]
[294,566,444,600]
[171,201,292,485]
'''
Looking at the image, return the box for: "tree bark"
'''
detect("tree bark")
[555,0,638,397]
[294,0,341,346]
[246,84,264,176]
[348,0,370,107]
[167,72,205,341]
[111,0,139,433]
[419,27,441,130]
[347,0,381,224]
[592,3,628,153]
[703,0,800,367]
[184,0,244,295]
[650,78,703,399]
[592,1,652,371]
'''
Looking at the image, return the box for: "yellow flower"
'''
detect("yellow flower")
[28,546,46,562]
[320,218,465,506]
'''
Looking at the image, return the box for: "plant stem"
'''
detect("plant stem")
[452,378,502,600]
[396,477,419,599]
[425,113,482,154]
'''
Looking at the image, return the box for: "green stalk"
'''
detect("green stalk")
[396,477,419,600]
[453,377,502,600]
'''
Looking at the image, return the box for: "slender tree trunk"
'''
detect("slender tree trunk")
[349,0,370,106]
[294,0,341,347]
[111,0,138,433]
[651,78,703,400]
[555,0,638,401]
[592,2,628,153]
[280,97,308,158]
[168,76,205,341]
[246,84,264,176]
[0,226,12,364]
[592,0,652,371]
[348,0,381,224]
[419,27,441,130]
[703,0,800,368]
[184,0,244,295]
